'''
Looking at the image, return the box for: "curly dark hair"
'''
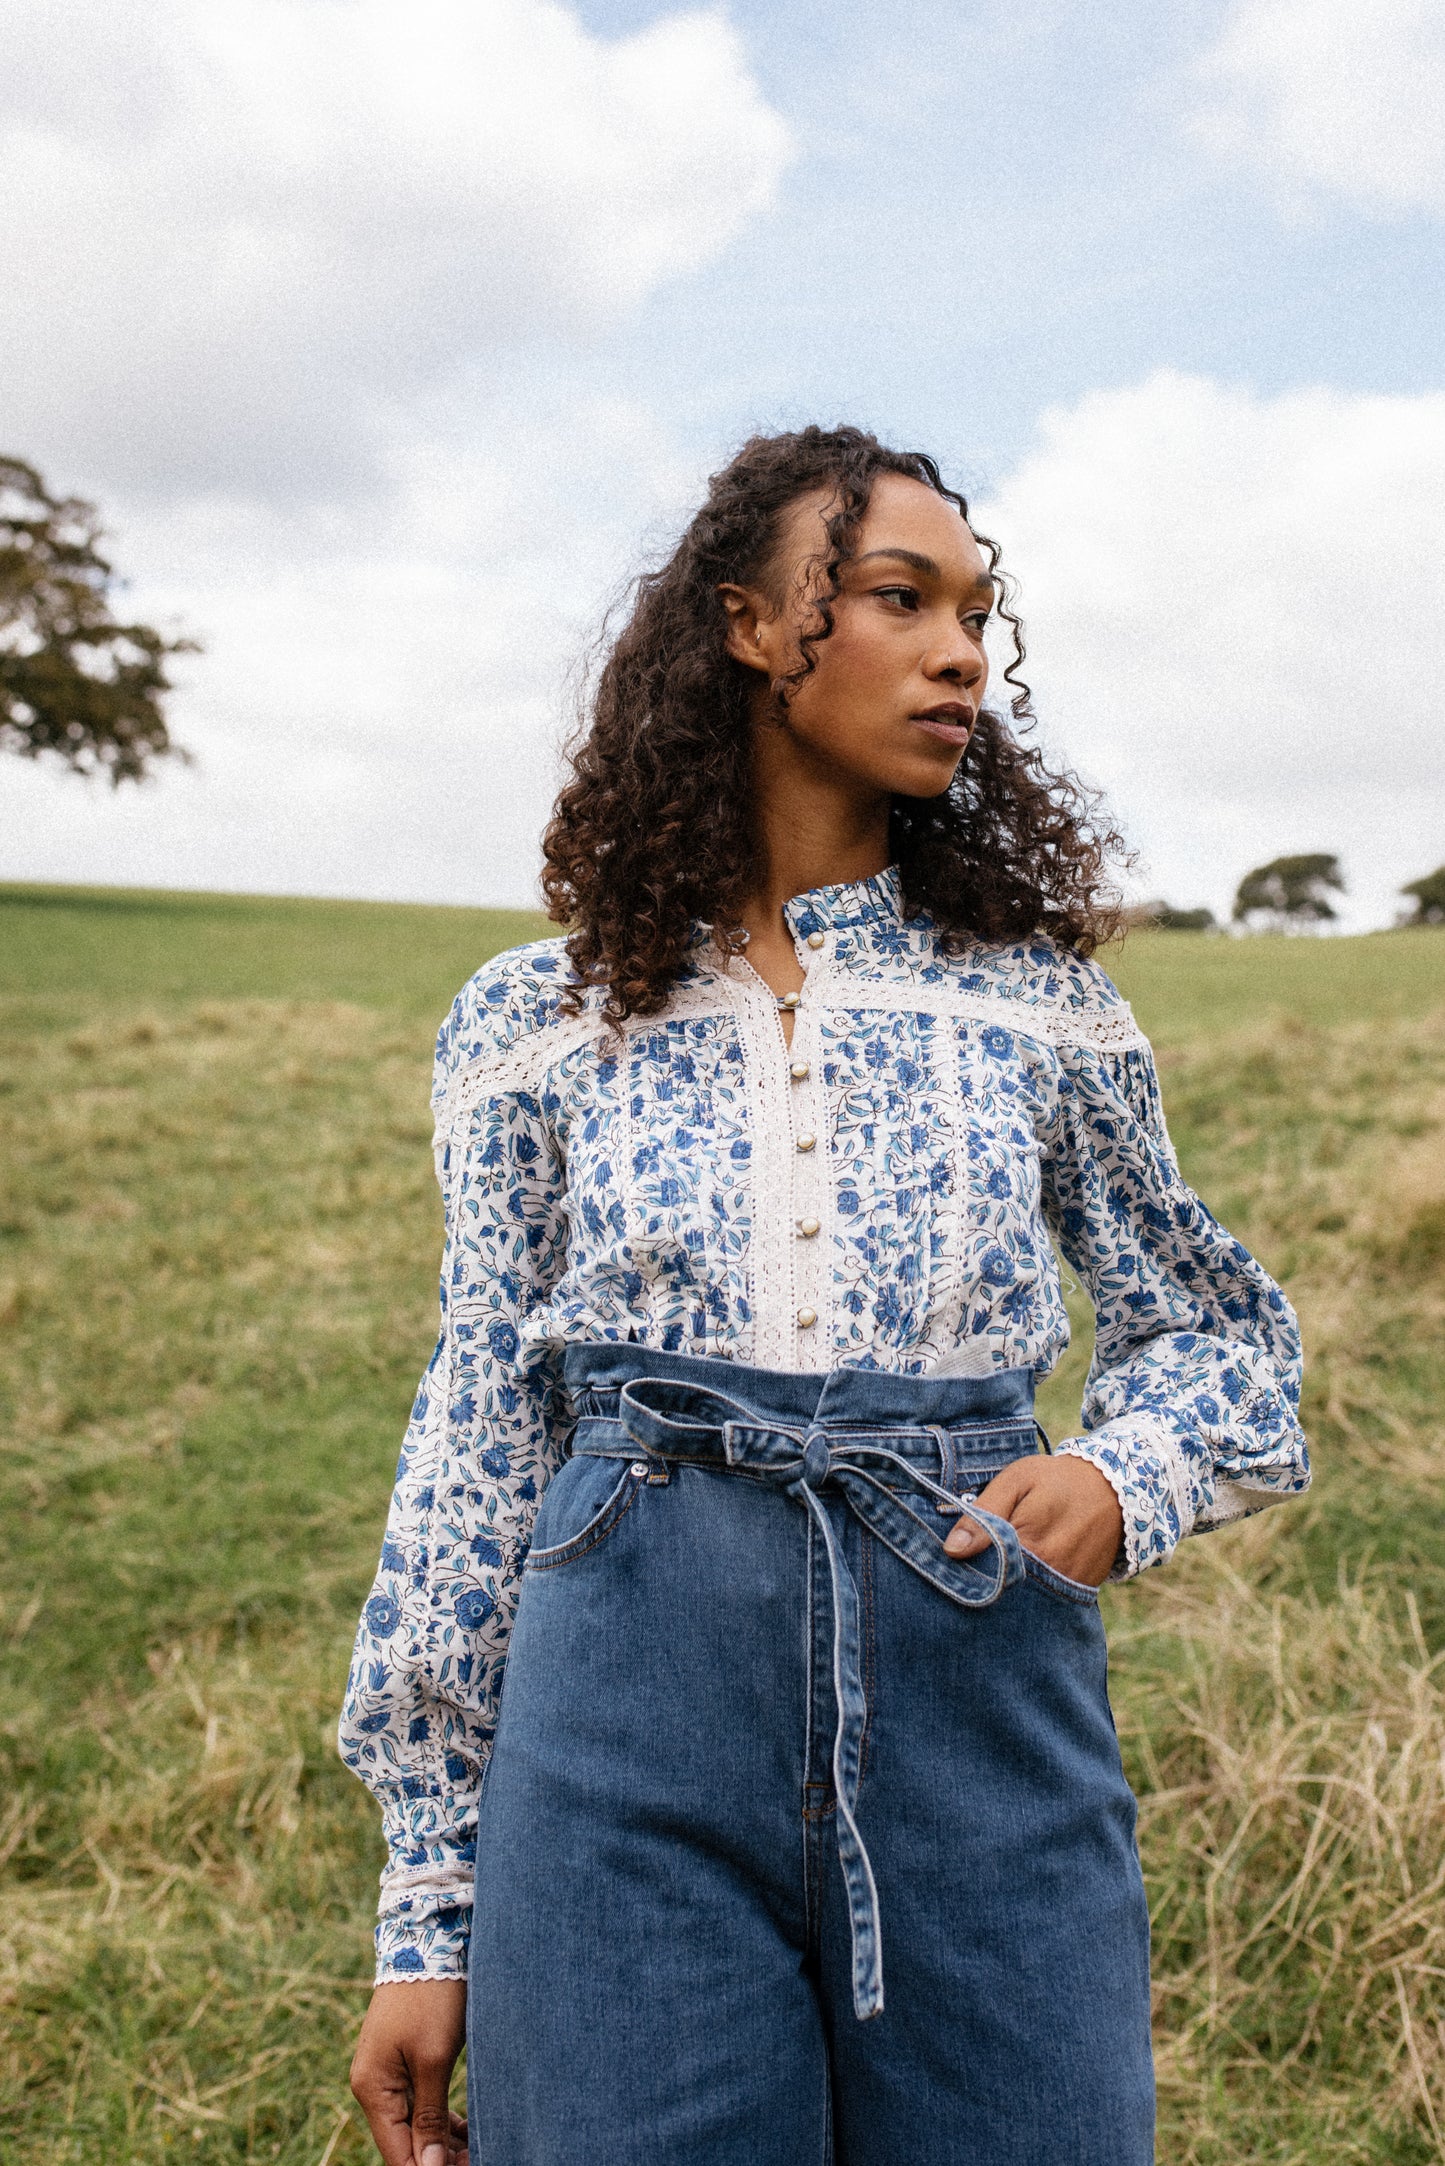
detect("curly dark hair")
[542,424,1125,1025]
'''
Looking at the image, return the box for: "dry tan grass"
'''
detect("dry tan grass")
[1102,1000,1445,2162]
[3,920,1445,2161]
[1,1624,380,2163]
[1113,1543,1445,2160]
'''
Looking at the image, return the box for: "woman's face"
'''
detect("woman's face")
[724,472,995,801]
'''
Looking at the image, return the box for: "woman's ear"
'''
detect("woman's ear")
[717,584,775,675]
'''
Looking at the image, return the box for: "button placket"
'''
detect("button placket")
[786,928,830,1366]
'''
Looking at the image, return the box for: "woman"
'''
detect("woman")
[342,425,1308,2166]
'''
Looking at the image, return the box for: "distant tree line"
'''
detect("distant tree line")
[1135,850,1445,933]
[3,457,1444,936]
[1233,853,1345,931]
[1127,902,1219,933]
[1401,867,1445,925]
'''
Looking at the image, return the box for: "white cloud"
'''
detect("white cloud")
[1192,0,1445,214]
[1,393,707,910]
[0,0,788,918]
[977,371,1445,929]
[16,372,1445,931]
[0,0,791,499]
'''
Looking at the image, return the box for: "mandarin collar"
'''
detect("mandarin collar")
[687,863,907,957]
[783,864,904,939]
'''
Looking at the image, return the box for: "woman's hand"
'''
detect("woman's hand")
[943,1455,1124,1588]
[351,1978,468,2166]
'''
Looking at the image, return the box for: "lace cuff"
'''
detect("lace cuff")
[375,1887,472,1984]
[1055,1418,1201,1578]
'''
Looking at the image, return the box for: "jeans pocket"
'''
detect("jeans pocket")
[1022,1548,1101,1607]
[525,1457,647,1573]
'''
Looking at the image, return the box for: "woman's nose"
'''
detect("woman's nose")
[928,642,984,685]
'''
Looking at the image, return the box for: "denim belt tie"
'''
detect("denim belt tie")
[571,1375,1029,2022]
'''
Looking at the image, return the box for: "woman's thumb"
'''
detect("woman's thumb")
[409,2059,454,2166]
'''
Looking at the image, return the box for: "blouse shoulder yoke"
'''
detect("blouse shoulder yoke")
[430,936,597,1167]
[895,934,1150,1056]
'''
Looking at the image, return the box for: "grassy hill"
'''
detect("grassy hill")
[2,882,1443,2163]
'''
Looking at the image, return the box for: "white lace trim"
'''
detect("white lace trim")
[1053,1440,1141,1576]
[1057,1415,1197,1575]
[1194,1475,1294,1530]
[378,1858,475,1911]
[907,1005,969,1366]
[1153,1428,1198,1537]
[431,982,733,1177]
[433,969,1147,1166]
[822,979,1149,1052]
[726,964,803,1369]
[429,959,1147,1238]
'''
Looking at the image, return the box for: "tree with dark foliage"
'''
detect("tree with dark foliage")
[1232,853,1344,932]
[0,457,196,783]
[1401,866,1445,925]
[1129,900,1217,932]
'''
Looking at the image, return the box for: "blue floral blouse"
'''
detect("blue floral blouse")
[340,865,1308,1981]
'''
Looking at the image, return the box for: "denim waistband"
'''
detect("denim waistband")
[564,1340,1038,1431]
[559,1344,1044,2022]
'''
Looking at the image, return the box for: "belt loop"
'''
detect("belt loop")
[929,1424,956,1498]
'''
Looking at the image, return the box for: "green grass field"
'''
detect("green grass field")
[2,882,1443,2163]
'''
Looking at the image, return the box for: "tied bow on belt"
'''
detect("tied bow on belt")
[573,1374,1031,2021]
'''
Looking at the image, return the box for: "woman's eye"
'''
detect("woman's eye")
[963,612,993,637]
[876,585,920,610]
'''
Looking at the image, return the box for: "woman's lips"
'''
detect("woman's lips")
[909,712,974,746]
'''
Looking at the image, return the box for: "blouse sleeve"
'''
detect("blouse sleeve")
[338,970,570,1982]
[1039,1000,1309,1580]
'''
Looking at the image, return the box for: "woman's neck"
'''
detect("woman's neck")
[739,725,892,940]
[728,745,890,1044]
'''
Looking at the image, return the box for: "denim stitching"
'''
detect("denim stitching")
[1022,1551,1100,1607]
[858,1527,877,1785]
[801,1514,820,1952]
[818,2041,833,2166]
[525,1468,645,1572]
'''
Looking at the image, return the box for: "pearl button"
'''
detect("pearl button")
[790,1061,810,1081]
[796,1133,816,1152]
[797,1217,821,1237]
[797,1307,818,1328]
[806,931,825,949]
[778,992,800,1010]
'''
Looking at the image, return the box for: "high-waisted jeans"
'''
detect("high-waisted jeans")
[467,1345,1155,2164]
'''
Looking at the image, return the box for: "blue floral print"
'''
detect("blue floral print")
[340,865,1307,1981]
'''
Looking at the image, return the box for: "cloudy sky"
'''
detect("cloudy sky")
[4,0,1444,929]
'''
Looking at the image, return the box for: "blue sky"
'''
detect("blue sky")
[572,0,1445,468]
[3,0,1443,929]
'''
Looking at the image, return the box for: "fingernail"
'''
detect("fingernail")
[421,2147,446,2166]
